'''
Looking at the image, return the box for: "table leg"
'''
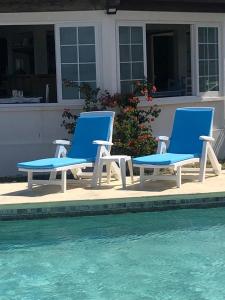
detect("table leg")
[120,158,127,189]
[127,159,134,183]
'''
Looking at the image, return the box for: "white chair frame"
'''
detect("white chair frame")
[18,111,120,192]
[133,135,221,188]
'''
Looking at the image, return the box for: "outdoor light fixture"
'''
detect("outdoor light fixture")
[106,7,117,14]
[106,0,120,14]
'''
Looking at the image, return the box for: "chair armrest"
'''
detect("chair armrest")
[156,136,169,142]
[53,139,71,146]
[156,136,169,154]
[200,136,214,142]
[93,140,113,146]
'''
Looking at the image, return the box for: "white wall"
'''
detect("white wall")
[0,99,224,177]
[0,104,75,176]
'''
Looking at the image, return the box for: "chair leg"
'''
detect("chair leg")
[140,167,145,186]
[28,171,33,190]
[49,171,57,181]
[61,170,67,193]
[91,163,100,188]
[120,158,127,189]
[106,162,112,184]
[199,142,208,182]
[127,159,134,183]
[176,166,182,188]
[98,160,104,186]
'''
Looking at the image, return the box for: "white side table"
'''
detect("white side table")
[98,155,134,189]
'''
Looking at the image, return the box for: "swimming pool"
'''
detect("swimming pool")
[1,208,225,299]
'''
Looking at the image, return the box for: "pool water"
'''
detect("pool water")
[1,208,225,300]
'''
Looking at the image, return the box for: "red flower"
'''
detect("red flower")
[123,106,135,113]
[151,85,157,93]
[147,96,153,102]
[129,96,140,104]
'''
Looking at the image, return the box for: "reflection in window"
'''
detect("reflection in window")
[60,26,96,100]
[198,27,219,93]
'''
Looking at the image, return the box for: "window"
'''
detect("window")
[198,27,219,93]
[119,26,145,94]
[146,24,192,98]
[0,25,57,104]
[59,26,97,100]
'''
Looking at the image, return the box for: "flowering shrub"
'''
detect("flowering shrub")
[62,81,161,157]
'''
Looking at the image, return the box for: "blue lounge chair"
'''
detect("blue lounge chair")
[133,107,221,187]
[18,111,118,192]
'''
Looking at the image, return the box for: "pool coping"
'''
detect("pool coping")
[1,191,225,220]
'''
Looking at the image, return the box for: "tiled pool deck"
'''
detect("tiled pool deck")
[1,173,225,220]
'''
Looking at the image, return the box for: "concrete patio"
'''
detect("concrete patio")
[0,172,225,207]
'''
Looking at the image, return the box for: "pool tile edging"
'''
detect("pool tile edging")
[1,193,225,220]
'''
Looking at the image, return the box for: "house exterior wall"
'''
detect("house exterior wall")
[0,10,225,176]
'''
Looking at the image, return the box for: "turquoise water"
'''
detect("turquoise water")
[1,209,225,299]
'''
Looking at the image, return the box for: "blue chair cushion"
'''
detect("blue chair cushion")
[67,116,112,159]
[168,107,214,156]
[133,153,198,166]
[17,157,94,170]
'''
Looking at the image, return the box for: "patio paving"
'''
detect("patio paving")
[1,172,225,208]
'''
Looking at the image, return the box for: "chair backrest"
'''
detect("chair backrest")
[168,107,214,156]
[67,111,115,159]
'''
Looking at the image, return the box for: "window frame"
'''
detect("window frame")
[195,23,222,98]
[55,22,102,104]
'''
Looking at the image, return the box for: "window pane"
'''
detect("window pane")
[62,84,79,99]
[132,62,144,79]
[121,81,133,94]
[198,27,219,92]
[208,28,218,43]
[60,27,77,45]
[79,63,96,81]
[120,63,131,80]
[209,60,218,75]
[199,76,208,92]
[208,44,218,59]
[79,45,96,63]
[198,28,207,43]
[78,27,95,44]
[208,76,219,91]
[120,45,130,62]
[80,81,97,98]
[199,44,208,60]
[199,61,207,76]
[131,45,143,61]
[131,27,143,44]
[119,26,144,92]
[61,64,78,81]
[61,46,77,63]
[60,26,97,99]
[119,27,130,44]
